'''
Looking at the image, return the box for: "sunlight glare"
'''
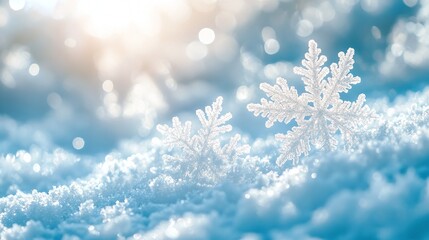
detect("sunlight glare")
[77,0,186,39]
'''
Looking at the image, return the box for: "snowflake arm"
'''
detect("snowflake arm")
[196,97,232,155]
[220,134,250,162]
[247,77,311,128]
[293,39,329,108]
[275,122,313,166]
[156,117,197,156]
[322,48,361,108]
[326,94,377,145]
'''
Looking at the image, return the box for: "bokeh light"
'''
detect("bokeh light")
[72,137,85,150]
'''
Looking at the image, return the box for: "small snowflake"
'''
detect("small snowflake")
[248,40,376,166]
[157,97,250,185]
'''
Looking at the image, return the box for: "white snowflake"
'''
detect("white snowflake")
[157,97,250,185]
[248,40,376,166]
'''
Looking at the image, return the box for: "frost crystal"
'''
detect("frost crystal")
[248,40,376,166]
[157,97,250,185]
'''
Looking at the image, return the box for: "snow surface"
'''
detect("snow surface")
[1,88,429,239]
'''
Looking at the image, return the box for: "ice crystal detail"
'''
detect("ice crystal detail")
[157,97,250,185]
[248,40,376,166]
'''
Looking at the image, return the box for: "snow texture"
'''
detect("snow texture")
[248,40,377,165]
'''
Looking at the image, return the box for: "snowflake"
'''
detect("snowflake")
[157,97,250,185]
[248,40,376,166]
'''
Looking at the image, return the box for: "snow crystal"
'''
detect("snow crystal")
[157,97,250,186]
[248,40,377,165]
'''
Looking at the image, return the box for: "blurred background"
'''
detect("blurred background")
[0,0,426,156]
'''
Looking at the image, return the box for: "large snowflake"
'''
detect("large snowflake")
[248,40,376,166]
